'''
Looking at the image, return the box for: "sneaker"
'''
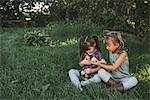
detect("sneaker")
[79,87,83,91]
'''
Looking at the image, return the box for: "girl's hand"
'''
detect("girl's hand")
[91,57,99,63]
[80,59,91,66]
[91,61,107,67]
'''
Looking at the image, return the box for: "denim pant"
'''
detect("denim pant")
[98,69,138,90]
[68,69,101,90]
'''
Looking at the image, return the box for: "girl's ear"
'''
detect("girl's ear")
[93,42,96,47]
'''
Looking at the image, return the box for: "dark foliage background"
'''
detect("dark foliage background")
[0,0,149,39]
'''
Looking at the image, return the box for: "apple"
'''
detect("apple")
[100,59,107,64]
[91,57,98,63]
[85,74,89,78]
[84,55,90,61]
[81,70,85,75]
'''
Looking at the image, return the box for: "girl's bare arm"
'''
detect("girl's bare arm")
[92,52,127,72]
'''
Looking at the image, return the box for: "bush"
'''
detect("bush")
[24,30,51,46]
[24,21,104,47]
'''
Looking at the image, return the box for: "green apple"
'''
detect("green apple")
[100,59,107,64]
[81,70,85,75]
[85,55,90,61]
[91,57,98,62]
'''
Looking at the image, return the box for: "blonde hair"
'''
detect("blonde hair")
[104,31,124,53]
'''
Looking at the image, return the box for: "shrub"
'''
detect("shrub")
[24,30,51,46]
[24,21,104,47]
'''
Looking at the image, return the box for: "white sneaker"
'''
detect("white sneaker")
[79,87,83,91]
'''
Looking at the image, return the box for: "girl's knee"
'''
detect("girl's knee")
[68,69,76,75]
[98,69,107,77]
[68,69,79,76]
[131,77,138,85]
[98,69,111,82]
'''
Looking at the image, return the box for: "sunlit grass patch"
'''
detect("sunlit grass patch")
[130,64,150,81]
[49,38,78,47]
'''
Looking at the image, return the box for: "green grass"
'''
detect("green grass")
[0,22,150,99]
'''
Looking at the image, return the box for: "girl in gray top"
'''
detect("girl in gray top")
[91,31,138,93]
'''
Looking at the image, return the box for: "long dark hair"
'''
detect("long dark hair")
[80,35,101,56]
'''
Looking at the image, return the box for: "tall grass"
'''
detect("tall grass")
[0,22,149,99]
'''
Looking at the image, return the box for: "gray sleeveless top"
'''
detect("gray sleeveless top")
[109,51,130,80]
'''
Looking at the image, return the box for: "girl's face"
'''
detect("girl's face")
[86,42,96,54]
[86,46,95,54]
[105,37,119,53]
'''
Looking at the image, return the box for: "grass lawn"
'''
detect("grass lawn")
[0,23,150,100]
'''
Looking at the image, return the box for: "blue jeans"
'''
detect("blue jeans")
[68,69,101,90]
[98,69,138,90]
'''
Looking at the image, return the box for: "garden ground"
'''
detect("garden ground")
[0,22,150,99]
